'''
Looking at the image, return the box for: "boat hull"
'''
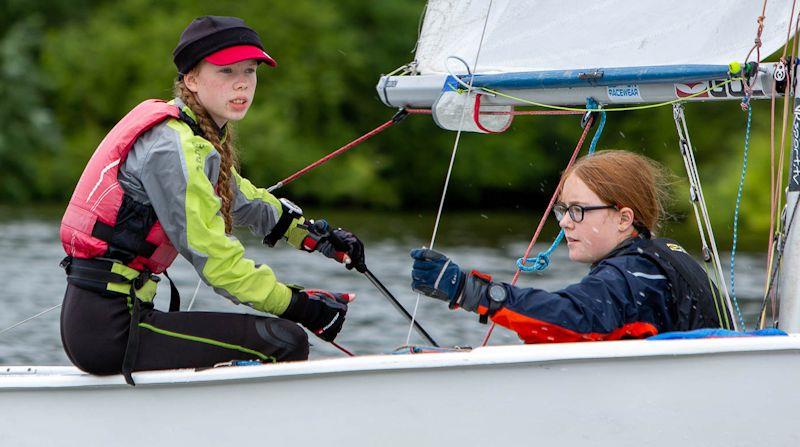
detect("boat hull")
[2,336,799,446]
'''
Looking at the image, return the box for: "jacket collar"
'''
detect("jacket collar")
[591,236,644,269]
[171,98,227,142]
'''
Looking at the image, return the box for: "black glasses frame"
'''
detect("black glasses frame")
[553,202,617,223]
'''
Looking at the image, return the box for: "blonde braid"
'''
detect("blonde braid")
[174,79,239,234]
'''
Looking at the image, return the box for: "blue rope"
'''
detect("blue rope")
[518,98,606,272]
[587,99,607,155]
[517,230,564,271]
[728,104,750,331]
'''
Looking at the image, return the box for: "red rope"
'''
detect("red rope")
[480,114,595,346]
[484,110,584,116]
[406,108,582,116]
[267,105,576,191]
[268,114,405,191]
[330,340,355,357]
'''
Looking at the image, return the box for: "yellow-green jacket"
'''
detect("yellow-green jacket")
[117,98,307,315]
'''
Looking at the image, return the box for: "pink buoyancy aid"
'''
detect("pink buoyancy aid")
[60,99,181,273]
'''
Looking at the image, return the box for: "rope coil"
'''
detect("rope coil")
[515,99,606,273]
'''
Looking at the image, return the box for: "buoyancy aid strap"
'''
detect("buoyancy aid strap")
[91,220,157,258]
[638,240,700,290]
[121,271,148,386]
[61,257,131,284]
[61,257,159,302]
[177,109,205,137]
[60,256,150,386]
[162,270,181,312]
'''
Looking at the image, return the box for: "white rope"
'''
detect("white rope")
[0,276,202,339]
[0,276,203,338]
[0,303,62,337]
[187,278,203,311]
[672,103,738,331]
[405,0,495,346]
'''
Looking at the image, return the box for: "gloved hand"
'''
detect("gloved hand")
[280,288,354,342]
[301,220,366,272]
[411,248,495,314]
[410,248,465,304]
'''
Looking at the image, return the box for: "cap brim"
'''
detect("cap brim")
[204,45,277,67]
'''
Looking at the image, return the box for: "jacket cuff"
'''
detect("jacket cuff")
[285,216,309,249]
[459,272,490,313]
[264,282,293,316]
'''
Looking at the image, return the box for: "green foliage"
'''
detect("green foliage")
[0,18,61,202]
[0,0,790,249]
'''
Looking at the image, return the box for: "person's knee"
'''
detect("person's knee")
[254,317,309,362]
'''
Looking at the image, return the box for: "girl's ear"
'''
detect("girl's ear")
[184,72,199,93]
[618,207,635,232]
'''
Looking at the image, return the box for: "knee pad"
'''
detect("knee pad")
[254,317,309,361]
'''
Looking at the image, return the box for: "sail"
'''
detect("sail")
[416,0,795,75]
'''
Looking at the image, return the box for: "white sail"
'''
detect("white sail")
[416,0,795,75]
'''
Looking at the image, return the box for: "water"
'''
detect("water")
[0,214,768,365]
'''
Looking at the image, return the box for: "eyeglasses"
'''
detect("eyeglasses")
[553,202,618,223]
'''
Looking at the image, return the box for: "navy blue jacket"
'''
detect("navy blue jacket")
[481,237,724,343]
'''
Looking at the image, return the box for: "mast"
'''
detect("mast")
[778,87,800,332]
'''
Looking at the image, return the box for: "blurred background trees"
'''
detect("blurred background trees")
[0,0,786,249]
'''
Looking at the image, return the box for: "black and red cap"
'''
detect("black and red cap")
[173,15,276,77]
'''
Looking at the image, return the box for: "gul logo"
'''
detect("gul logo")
[674,82,708,98]
[666,243,688,254]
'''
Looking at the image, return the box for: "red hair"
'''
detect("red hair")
[560,150,672,234]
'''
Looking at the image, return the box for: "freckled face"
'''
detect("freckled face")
[184,60,258,128]
[558,174,629,263]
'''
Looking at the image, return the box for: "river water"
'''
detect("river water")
[0,212,768,365]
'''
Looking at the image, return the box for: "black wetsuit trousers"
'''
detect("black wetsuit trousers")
[60,283,309,375]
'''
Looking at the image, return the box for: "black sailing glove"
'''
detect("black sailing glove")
[300,219,366,272]
[280,288,354,342]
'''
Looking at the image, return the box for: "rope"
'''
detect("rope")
[267,110,409,192]
[405,0,495,346]
[516,231,564,272]
[761,6,799,328]
[515,100,606,273]
[759,193,800,327]
[481,111,597,345]
[729,105,752,331]
[187,278,203,311]
[406,108,583,117]
[672,103,735,330]
[483,110,584,116]
[479,78,740,113]
[742,0,769,105]
[0,303,61,337]
[587,100,607,152]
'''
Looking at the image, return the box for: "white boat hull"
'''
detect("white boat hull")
[2,336,799,446]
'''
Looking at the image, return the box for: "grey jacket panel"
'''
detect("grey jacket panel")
[119,120,243,305]
[231,179,281,237]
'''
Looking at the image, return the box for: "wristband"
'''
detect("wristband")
[263,198,303,247]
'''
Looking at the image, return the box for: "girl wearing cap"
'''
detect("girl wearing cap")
[410,150,731,343]
[59,16,363,383]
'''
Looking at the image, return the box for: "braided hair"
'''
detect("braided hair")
[173,79,239,234]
